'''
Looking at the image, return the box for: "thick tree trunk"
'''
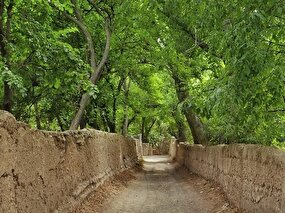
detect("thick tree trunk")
[173,109,187,142]
[66,1,112,130]
[183,109,208,145]
[70,93,90,130]
[172,70,208,145]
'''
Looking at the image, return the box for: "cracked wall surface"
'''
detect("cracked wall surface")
[0,111,137,213]
[176,143,285,213]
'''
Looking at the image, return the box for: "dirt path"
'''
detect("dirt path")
[75,156,239,213]
[102,156,238,213]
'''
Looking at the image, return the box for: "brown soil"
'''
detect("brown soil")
[73,169,137,213]
[74,156,240,213]
[177,169,240,213]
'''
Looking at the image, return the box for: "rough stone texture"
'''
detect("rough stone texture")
[0,111,137,213]
[176,143,285,213]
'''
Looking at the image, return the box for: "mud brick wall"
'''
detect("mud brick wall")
[177,143,285,213]
[0,111,137,213]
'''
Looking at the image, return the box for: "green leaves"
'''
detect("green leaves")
[54,78,61,89]
[53,27,79,39]
[0,0,283,145]
[84,82,99,99]
[1,66,26,96]
[158,0,285,145]
[51,0,74,13]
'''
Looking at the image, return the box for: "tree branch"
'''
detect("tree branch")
[160,10,209,51]
[69,13,112,130]
[86,0,104,17]
[71,0,83,21]
[63,12,97,69]
[127,114,137,128]
[90,17,111,84]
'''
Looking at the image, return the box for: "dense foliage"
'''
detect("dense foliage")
[0,0,284,146]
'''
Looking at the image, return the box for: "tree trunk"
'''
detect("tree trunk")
[141,117,156,143]
[34,102,42,129]
[122,77,131,136]
[173,109,187,142]
[65,1,112,130]
[127,114,137,128]
[172,70,208,145]
[79,114,87,129]
[141,117,147,143]
[0,0,14,112]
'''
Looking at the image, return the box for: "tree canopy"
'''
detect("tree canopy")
[0,0,284,146]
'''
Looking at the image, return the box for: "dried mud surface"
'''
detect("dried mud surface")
[0,110,137,213]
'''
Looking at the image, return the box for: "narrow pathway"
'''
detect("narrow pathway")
[102,156,237,213]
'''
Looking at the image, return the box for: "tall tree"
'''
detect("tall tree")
[62,0,112,130]
[171,67,208,145]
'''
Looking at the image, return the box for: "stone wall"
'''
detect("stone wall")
[0,111,137,213]
[176,143,285,213]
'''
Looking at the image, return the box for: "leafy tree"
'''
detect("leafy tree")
[0,0,283,146]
